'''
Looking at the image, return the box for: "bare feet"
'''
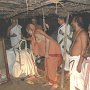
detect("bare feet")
[51,84,58,90]
[26,75,36,80]
[43,82,53,86]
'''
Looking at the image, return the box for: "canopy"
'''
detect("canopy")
[0,0,89,18]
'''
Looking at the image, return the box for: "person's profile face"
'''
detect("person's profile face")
[58,18,63,25]
[11,19,18,25]
[71,19,76,29]
[26,25,33,35]
[35,33,45,42]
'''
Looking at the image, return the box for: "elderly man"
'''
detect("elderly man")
[7,18,22,49]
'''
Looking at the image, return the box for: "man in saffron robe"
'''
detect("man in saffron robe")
[27,24,63,89]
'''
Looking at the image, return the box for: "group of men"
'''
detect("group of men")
[6,16,90,90]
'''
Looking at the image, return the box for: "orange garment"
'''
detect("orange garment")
[31,29,63,84]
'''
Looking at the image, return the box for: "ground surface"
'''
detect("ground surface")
[0,60,69,90]
[0,71,69,90]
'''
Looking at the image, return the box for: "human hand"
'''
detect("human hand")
[11,33,17,37]
[77,64,82,73]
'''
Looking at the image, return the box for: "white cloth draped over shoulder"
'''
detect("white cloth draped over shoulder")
[57,24,73,71]
[57,24,73,55]
[10,25,22,49]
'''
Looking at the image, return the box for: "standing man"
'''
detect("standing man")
[57,16,73,71]
[70,16,89,90]
[7,18,22,49]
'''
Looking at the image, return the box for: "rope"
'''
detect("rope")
[55,3,58,14]
[25,0,29,14]
[42,8,46,32]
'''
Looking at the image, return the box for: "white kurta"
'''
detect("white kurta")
[10,25,22,49]
[57,24,73,71]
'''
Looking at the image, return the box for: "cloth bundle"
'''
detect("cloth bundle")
[13,39,38,78]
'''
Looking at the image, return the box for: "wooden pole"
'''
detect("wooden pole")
[60,12,70,90]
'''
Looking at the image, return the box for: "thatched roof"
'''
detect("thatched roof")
[0,0,90,18]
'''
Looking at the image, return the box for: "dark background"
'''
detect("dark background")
[0,13,90,40]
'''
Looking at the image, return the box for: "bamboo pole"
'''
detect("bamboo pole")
[60,13,70,90]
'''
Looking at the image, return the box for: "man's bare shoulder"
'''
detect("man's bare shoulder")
[78,30,88,43]
[79,30,88,38]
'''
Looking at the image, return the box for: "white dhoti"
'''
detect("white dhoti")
[70,56,85,90]
[84,57,90,90]
[6,48,16,75]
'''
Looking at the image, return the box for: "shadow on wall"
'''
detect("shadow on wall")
[0,19,11,38]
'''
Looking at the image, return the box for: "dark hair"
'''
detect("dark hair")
[73,16,85,29]
[58,16,66,22]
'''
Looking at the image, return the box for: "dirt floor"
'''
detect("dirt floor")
[0,71,69,90]
[0,60,69,90]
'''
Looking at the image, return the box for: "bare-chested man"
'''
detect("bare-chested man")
[70,16,89,90]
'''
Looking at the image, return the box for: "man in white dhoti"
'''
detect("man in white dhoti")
[70,16,89,90]
[7,18,22,49]
[57,16,73,71]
